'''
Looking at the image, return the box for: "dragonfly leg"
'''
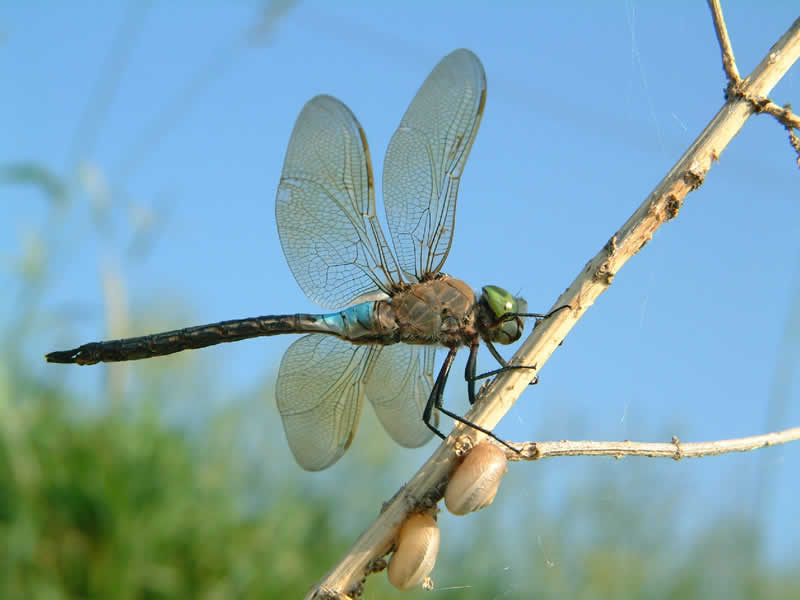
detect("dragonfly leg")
[479,340,539,386]
[425,346,520,453]
[464,339,534,404]
[465,340,480,405]
[505,303,571,321]
[471,364,539,383]
[485,339,509,368]
[422,347,457,440]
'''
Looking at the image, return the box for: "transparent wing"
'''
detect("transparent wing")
[383,49,486,280]
[277,334,380,471]
[366,344,436,448]
[276,95,402,310]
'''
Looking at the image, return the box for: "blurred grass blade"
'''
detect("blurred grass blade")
[0,161,68,204]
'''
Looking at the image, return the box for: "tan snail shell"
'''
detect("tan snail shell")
[445,441,508,516]
[387,513,440,590]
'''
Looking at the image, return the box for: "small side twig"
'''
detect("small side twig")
[753,100,800,166]
[756,101,800,128]
[504,427,800,461]
[708,0,741,83]
[790,128,800,167]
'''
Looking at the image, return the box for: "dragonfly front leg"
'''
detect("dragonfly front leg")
[425,345,519,452]
[469,340,539,392]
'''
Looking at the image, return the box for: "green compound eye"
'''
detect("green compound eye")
[480,286,528,345]
[481,285,517,318]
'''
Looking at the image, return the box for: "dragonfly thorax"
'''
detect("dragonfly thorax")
[372,275,480,348]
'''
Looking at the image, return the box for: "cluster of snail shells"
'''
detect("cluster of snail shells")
[387,441,508,590]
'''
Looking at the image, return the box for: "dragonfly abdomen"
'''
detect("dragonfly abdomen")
[45,310,377,366]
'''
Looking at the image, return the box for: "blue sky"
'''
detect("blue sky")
[3,1,798,572]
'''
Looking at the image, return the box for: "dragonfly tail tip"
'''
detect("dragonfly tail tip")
[45,349,80,364]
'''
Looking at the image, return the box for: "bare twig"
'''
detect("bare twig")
[304,18,800,600]
[708,0,741,83]
[790,128,800,167]
[503,427,800,461]
[752,100,800,166]
[708,1,800,165]
[757,101,800,128]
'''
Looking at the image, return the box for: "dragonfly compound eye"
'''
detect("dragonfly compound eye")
[387,513,441,590]
[494,316,524,344]
[481,285,516,318]
[445,441,508,516]
[480,286,528,344]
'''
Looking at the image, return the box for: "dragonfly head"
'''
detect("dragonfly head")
[479,285,528,345]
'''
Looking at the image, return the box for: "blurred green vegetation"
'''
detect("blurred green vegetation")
[0,367,352,599]
[1,359,799,599]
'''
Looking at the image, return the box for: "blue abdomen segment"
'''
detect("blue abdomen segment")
[319,302,379,341]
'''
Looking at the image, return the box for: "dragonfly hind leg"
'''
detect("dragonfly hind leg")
[424,346,519,453]
[421,348,452,441]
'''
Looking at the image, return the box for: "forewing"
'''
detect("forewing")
[276,95,402,309]
[383,49,486,280]
[366,344,436,448]
[277,334,378,471]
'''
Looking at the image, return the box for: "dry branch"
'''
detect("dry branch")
[504,427,800,461]
[305,15,800,600]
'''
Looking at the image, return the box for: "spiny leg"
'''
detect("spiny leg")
[416,343,513,453]
[507,304,571,321]
[465,340,480,406]
[422,347,455,440]
[475,340,539,389]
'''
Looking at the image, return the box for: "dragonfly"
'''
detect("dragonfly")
[46,49,564,471]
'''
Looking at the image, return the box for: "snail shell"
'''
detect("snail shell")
[445,441,507,516]
[387,513,440,590]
